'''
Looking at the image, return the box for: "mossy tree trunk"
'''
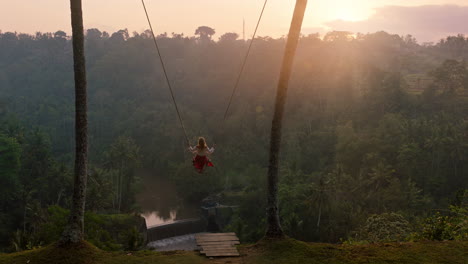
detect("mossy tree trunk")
[60,0,88,244]
[265,0,308,238]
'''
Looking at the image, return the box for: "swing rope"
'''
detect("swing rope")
[141,0,269,193]
[141,0,268,183]
[141,0,190,145]
[223,0,268,121]
[217,0,267,188]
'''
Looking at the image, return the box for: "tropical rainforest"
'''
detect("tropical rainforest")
[0,27,467,252]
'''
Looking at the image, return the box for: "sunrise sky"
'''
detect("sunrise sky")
[1,0,467,42]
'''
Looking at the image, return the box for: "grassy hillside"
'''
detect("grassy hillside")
[1,239,466,264]
[246,238,467,264]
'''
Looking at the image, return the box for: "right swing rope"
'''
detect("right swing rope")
[222,0,269,121]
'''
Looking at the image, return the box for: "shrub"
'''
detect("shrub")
[421,205,467,241]
[30,206,145,251]
[352,213,411,242]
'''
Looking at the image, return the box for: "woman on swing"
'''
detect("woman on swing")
[189,137,215,173]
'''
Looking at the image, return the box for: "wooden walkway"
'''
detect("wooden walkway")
[195,233,240,257]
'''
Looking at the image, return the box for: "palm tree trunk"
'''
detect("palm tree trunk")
[265,0,308,238]
[118,167,122,212]
[60,0,88,244]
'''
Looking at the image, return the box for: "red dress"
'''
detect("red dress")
[192,155,214,173]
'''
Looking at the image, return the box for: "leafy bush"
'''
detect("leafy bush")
[10,230,43,252]
[32,206,145,251]
[124,227,145,251]
[351,213,411,242]
[420,205,467,241]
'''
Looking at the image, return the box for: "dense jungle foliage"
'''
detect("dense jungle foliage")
[0,28,467,251]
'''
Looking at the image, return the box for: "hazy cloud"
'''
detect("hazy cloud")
[325,5,468,43]
[300,27,328,36]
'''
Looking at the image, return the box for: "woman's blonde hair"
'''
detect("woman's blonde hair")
[196,137,207,149]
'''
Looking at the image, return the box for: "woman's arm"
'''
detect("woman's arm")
[188,146,197,153]
[208,147,215,154]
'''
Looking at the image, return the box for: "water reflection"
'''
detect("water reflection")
[142,210,177,228]
[136,170,199,227]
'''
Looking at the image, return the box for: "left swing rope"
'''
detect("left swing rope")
[141,0,190,146]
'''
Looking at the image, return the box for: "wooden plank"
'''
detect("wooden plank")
[201,243,238,247]
[201,249,238,254]
[196,233,237,238]
[198,241,239,245]
[198,238,238,241]
[196,237,239,242]
[196,232,235,237]
[196,235,238,240]
[198,240,239,244]
[201,246,237,250]
[199,242,236,245]
[201,250,239,254]
[198,243,240,247]
[197,241,240,245]
[201,251,239,255]
[196,233,241,257]
[201,248,238,252]
[199,243,240,247]
[201,249,237,253]
[200,241,235,247]
[196,232,236,236]
[197,238,239,242]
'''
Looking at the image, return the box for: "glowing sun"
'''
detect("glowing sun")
[333,7,367,21]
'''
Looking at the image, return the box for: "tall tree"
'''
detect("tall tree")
[195,26,216,41]
[60,0,88,244]
[104,136,141,212]
[265,0,308,238]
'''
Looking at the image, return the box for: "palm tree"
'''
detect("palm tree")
[265,0,308,238]
[60,0,88,244]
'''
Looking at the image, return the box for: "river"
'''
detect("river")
[135,170,199,228]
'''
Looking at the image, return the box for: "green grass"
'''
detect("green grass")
[1,239,467,264]
[245,238,468,264]
[0,241,205,264]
